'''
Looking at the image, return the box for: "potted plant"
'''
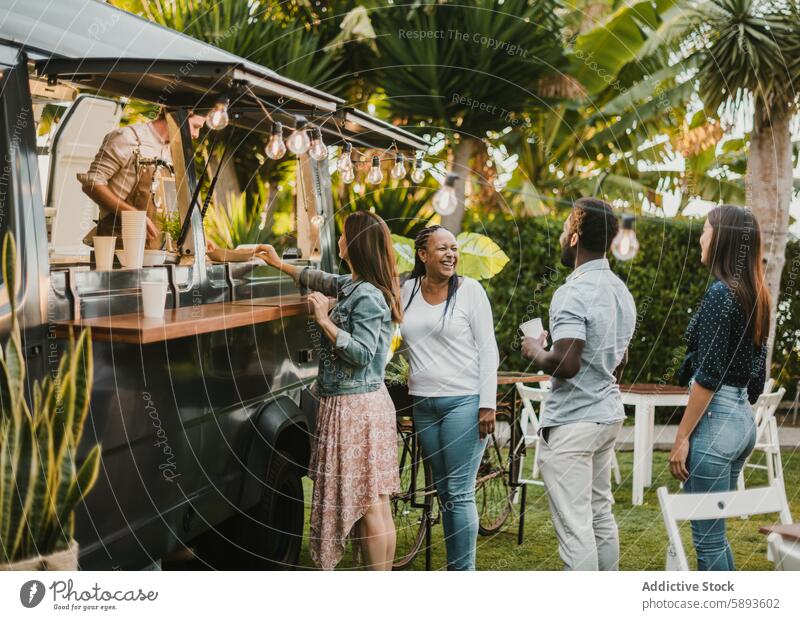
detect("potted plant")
[385,232,509,411]
[0,233,101,571]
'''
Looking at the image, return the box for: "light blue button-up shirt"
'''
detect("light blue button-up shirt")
[541,258,636,428]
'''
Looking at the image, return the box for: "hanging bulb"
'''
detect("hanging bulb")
[611,215,639,261]
[390,154,406,180]
[366,156,383,184]
[287,116,311,155]
[493,177,506,191]
[410,159,425,184]
[432,173,459,216]
[338,142,353,173]
[309,128,328,161]
[206,97,230,130]
[265,122,286,160]
[341,165,355,184]
[310,214,325,227]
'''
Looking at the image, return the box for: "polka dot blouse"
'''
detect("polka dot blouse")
[682,279,766,404]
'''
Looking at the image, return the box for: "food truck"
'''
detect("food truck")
[0,0,427,569]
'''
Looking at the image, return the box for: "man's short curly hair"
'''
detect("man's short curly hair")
[568,197,619,253]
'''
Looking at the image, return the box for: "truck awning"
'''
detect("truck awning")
[1,0,428,151]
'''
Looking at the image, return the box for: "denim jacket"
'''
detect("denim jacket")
[298,267,392,397]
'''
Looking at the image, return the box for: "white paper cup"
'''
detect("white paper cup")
[121,235,145,269]
[520,318,544,339]
[141,280,168,319]
[93,236,116,270]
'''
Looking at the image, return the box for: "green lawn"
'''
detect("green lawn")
[297,450,799,570]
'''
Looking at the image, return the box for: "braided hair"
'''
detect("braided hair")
[403,225,460,319]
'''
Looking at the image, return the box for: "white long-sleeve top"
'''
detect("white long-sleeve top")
[400,277,499,409]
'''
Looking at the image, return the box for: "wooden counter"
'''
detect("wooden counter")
[54,295,311,344]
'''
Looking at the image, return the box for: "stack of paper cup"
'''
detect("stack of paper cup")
[120,211,146,269]
[141,278,168,319]
[93,236,116,271]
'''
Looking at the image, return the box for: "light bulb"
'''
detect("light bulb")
[432,174,459,216]
[611,215,639,261]
[310,214,325,227]
[410,160,425,184]
[338,143,353,172]
[287,117,310,155]
[265,122,286,159]
[390,154,406,180]
[206,97,229,130]
[366,156,383,184]
[493,177,506,191]
[341,166,355,184]
[309,128,328,161]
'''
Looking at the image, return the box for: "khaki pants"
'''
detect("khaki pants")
[537,420,623,571]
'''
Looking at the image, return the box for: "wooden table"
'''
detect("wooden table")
[54,295,311,344]
[620,384,689,506]
[759,524,800,570]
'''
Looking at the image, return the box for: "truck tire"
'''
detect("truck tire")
[195,450,305,570]
[244,449,305,570]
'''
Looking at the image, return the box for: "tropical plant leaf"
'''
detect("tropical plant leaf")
[391,234,416,274]
[456,232,510,280]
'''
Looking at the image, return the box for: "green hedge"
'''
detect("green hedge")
[470,214,799,398]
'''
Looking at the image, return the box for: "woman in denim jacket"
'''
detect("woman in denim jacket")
[669,205,770,570]
[260,211,402,570]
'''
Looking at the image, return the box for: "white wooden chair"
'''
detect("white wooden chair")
[515,382,622,487]
[737,385,786,491]
[657,483,793,570]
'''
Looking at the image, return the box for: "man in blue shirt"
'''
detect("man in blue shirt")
[522,197,636,570]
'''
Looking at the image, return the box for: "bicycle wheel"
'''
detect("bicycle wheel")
[476,430,516,535]
[392,416,435,569]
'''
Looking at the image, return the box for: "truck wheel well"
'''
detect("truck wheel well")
[274,424,311,472]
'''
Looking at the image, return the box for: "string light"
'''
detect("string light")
[410,158,425,184]
[338,143,354,172]
[206,96,230,130]
[341,166,355,184]
[390,154,406,180]
[265,122,286,160]
[432,173,459,216]
[612,215,639,261]
[366,156,383,184]
[309,128,328,161]
[310,214,325,227]
[287,116,311,155]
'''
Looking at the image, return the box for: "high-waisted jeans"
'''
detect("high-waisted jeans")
[684,384,756,570]
[413,394,486,570]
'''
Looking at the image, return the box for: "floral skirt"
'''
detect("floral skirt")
[308,384,400,570]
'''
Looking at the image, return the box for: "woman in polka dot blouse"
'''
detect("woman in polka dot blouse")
[669,205,770,570]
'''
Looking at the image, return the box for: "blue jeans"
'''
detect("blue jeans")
[413,394,486,570]
[684,385,757,570]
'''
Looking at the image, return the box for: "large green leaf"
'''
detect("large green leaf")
[455,232,510,280]
[392,234,416,274]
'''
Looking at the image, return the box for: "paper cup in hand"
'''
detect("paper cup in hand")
[520,318,543,339]
[141,280,168,319]
[93,236,116,270]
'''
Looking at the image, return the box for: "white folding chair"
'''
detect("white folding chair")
[657,483,793,571]
[738,385,786,491]
[515,382,622,487]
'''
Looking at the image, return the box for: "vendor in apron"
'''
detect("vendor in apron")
[78,110,206,249]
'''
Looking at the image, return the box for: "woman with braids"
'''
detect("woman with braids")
[259,211,401,570]
[669,205,770,570]
[399,225,499,570]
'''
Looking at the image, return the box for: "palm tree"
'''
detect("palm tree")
[651,0,800,361]
[365,0,567,232]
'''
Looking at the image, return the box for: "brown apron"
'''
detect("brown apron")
[91,126,167,250]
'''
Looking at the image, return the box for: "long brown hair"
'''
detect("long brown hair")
[707,205,770,345]
[343,211,403,323]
